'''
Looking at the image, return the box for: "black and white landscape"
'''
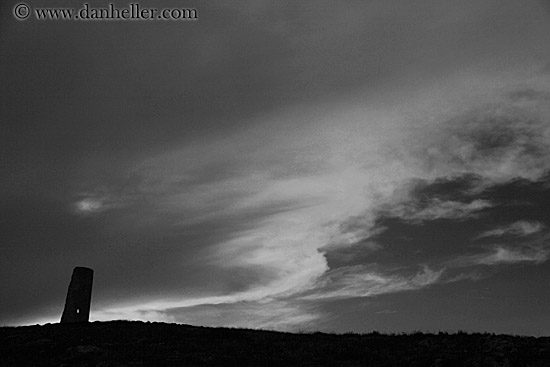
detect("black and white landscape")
[2,0,550,342]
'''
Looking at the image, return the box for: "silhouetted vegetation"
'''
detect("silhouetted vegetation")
[2,321,550,366]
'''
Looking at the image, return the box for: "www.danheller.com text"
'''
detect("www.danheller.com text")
[13,2,198,21]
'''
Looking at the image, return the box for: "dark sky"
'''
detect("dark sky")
[2,0,550,335]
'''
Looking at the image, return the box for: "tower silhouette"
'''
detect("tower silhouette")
[60,267,94,323]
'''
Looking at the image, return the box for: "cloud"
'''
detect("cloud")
[299,265,443,301]
[161,300,322,331]
[446,242,550,268]
[75,198,103,214]
[78,79,550,330]
[475,246,549,265]
[405,102,550,183]
[380,198,492,224]
[73,193,128,215]
[78,79,550,329]
[476,221,544,239]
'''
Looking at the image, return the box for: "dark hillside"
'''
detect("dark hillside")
[1,321,550,366]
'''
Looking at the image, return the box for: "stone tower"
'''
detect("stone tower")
[60,267,94,323]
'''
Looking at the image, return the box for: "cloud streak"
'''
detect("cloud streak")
[380,199,492,224]
[299,265,443,301]
[476,221,544,239]
[445,244,550,269]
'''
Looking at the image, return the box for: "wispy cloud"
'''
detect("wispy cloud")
[162,300,322,331]
[299,265,443,301]
[446,243,550,268]
[476,221,544,239]
[380,198,492,224]
[473,246,549,266]
[72,188,135,215]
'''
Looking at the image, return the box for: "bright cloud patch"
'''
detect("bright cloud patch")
[75,198,103,213]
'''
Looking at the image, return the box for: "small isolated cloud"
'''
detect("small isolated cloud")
[73,189,133,215]
[75,198,103,213]
[476,220,544,239]
[381,198,491,224]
